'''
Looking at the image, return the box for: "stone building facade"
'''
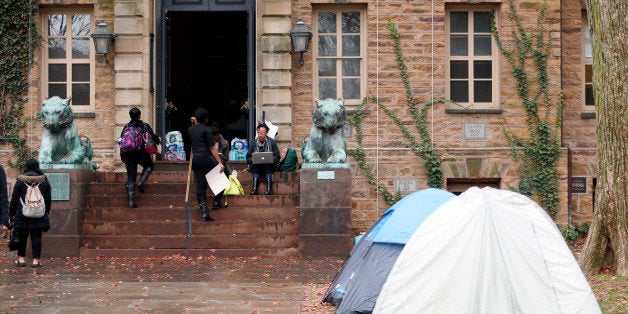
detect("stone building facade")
[0,0,597,234]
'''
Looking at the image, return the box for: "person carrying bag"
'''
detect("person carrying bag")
[8,159,52,267]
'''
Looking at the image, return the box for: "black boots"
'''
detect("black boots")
[126,181,137,208]
[250,178,259,195]
[212,192,228,210]
[265,175,273,195]
[197,195,213,221]
[137,167,153,193]
[250,177,272,195]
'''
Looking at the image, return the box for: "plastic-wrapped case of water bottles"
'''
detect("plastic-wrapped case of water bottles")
[228,138,248,161]
[163,131,186,162]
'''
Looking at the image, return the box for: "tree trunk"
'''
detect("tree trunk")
[579,0,628,275]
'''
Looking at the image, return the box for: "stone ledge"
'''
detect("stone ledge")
[445,108,504,115]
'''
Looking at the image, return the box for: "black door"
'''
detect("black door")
[156,0,255,156]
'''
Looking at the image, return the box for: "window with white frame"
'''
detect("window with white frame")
[446,7,499,109]
[42,10,94,112]
[313,6,366,106]
[583,14,594,107]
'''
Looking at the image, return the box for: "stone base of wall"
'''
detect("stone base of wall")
[299,168,353,257]
[40,168,92,258]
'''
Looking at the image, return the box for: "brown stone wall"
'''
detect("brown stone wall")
[0,0,119,182]
[292,0,572,233]
[1,0,597,234]
[0,0,153,180]
[560,0,597,224]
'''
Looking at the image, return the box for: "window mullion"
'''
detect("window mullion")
[336,15,342,98]
[468,15,474,103]
[66,14,72,99]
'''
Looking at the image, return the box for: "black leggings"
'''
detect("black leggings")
[16,228,43,259]
[192,153,219,198]
[251,164,275,179]
[121,150,154,183]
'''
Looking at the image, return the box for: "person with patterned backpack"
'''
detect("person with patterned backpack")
[119,108,161,208]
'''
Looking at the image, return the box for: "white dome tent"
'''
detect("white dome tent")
[374,187,600,314]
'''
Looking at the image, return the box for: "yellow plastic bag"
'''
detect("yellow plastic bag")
[224,174,244,196]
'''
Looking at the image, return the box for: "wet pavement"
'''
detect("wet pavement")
[0,251,343,313]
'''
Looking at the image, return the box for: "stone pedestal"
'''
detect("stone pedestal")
[299,168,353,257]
[40,166,92,258]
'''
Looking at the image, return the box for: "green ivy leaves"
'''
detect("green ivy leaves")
[493,0,562,218]
[0,0,40,168]
[347,21,445,205]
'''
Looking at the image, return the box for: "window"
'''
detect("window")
[583,15,594,107]
[447,178,501,195]
[313,6,366,106]
[446,7,499,109]
[42,10,94,112]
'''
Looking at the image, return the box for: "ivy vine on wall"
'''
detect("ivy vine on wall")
[492,0,562,217]
[347,20,445,205]
[0,0,41,169]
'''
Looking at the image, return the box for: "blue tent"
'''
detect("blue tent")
[324,188,456,313]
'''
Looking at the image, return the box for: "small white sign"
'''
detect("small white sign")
[464,122,486,140]
[395,177,418,194]
[317,171,335,180]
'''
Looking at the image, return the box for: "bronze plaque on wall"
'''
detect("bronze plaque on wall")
[45,173,71,201]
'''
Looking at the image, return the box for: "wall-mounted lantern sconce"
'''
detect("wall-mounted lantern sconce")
[290,17,312,67]
[91,22,115,66]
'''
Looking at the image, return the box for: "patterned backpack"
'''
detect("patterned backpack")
[20,182,46,218]
[119,124,144,152]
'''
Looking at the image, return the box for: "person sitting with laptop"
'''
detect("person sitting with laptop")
[246,123,280,195]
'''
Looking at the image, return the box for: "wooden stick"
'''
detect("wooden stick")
[184,150,193,258]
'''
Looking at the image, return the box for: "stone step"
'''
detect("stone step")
[153,160,251,172]
[81,234,299,250]
[86,194,299,208]
[88,181,300,195]
[81,165,303,258]
[79,247,299,258]
[82,219,300,235]
[91,169,300,184]
[83,206,299,221]
[83,206,300,221]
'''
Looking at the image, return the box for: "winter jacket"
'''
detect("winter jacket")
[246,137,280,167]
[9,172,52,232]
[119,119,160,146]
[119,119,160,162]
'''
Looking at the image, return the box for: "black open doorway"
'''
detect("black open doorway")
[165,11,249,148]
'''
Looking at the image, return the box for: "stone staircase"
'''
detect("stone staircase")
[80,162,300,258]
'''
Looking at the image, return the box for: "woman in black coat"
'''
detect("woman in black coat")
[246,123,280,195]
[120,107,161,208]
[9,159,52,267]
[187,109,225,221]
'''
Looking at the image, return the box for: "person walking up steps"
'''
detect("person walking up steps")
[187,109,225,221]
[119,107,160,208]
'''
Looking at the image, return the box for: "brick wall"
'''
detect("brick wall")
[1,0,596,234]
[560,0,597,223]
[291,0,574,233]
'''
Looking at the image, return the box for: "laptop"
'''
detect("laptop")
[251,152,274,164]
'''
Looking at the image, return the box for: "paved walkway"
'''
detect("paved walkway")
[0,252,343,313]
